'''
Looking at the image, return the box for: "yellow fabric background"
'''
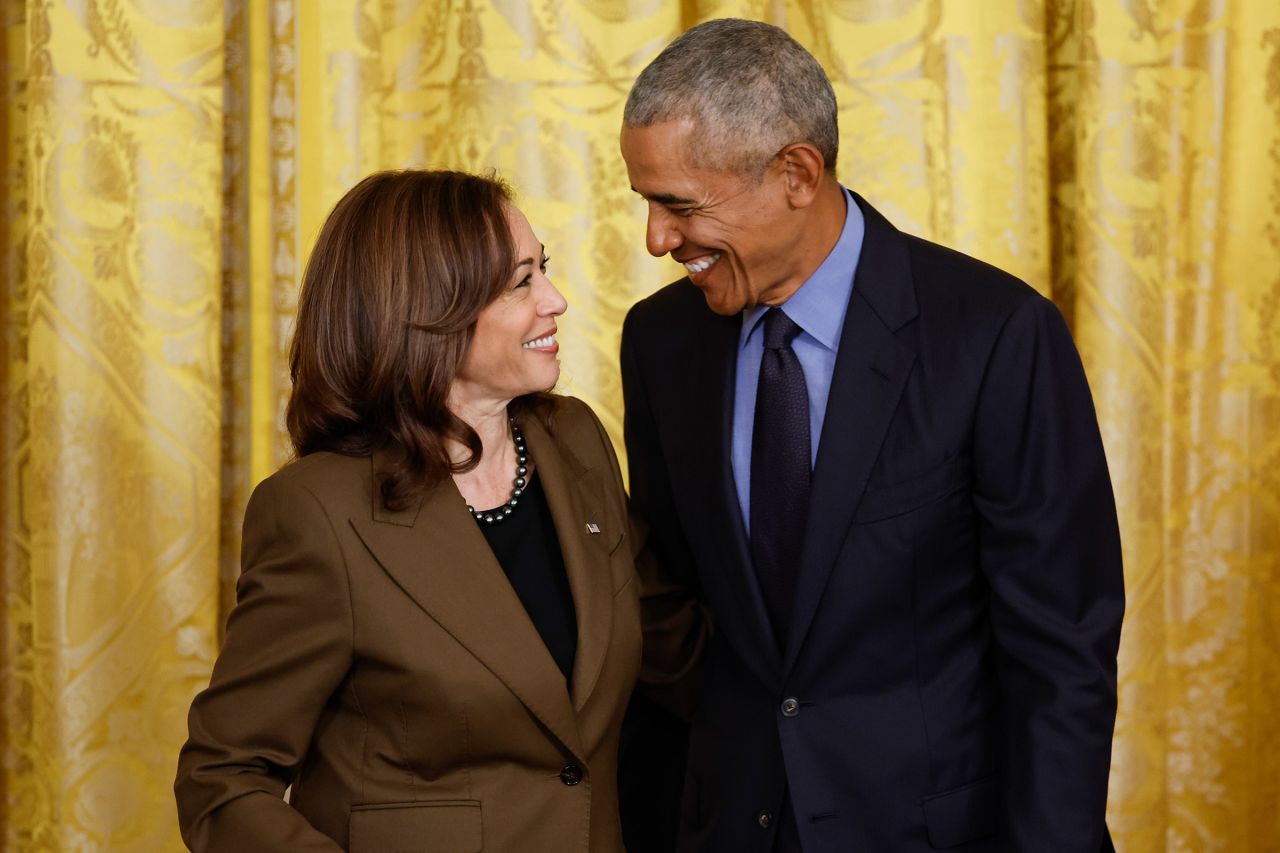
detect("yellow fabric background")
[2,1,1278,850]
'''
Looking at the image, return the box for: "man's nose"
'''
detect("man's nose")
[645,209,683,258]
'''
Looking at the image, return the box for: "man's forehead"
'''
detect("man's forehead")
[621,119,699,164]
[622,128,712,198]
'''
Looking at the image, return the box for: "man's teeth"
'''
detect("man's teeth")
[522,334,556,349]
[683,253,721,274]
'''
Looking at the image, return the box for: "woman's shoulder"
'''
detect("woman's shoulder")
[250,450,373,510]
[536,394,623,478]
[541,393,610,445]
[546,392,595,422]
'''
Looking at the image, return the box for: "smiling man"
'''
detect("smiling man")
[617,18,1125,853]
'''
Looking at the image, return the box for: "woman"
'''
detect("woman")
[175,170,641,852]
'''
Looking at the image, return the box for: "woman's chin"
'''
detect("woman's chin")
[512,365,561,398]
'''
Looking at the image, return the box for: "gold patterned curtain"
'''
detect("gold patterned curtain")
[2,1,1277,850]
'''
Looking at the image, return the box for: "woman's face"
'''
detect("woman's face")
[451,204,568,411]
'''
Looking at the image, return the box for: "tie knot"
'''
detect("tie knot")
[762,308,802,350]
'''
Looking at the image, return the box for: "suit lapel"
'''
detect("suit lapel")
[676,304,783,686]
[349,454,587,763]
[782,196,918,675]
[517,411,615,713]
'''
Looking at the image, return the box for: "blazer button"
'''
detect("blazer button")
[780,697,800,717]
[758,810,773,828]
[560,763,584,786]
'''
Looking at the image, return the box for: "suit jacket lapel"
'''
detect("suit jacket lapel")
[677,305,783,686]
[349,453,587,763]
[783,195,918,675]
[517,411,615,713]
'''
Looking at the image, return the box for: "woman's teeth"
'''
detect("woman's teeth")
[522,334,556,349]
[683,253,721,274]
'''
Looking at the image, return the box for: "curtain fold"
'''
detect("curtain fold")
[1073,3,1280,848]
[1,1,1276,849]
[2,2,225,849]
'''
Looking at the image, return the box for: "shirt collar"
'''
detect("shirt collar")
[740,186,865,351]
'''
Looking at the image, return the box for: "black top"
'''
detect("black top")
[476,474,577,686]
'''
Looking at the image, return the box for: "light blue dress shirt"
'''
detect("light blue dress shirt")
[732,188,865,532]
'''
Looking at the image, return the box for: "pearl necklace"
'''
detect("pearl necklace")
[465,418,528,524]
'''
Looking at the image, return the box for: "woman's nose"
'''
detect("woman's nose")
[541,279,568,316]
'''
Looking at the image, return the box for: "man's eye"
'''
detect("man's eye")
[671,207,695,218]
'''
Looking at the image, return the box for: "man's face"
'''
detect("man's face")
[620,120,800,315]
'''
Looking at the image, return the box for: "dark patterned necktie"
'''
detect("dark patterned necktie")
[750,308,811,648]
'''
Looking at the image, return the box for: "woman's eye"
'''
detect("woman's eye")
[515,275,532,289]
[539,256,550,273]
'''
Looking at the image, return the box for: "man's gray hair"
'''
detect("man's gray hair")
[624,19,839,180]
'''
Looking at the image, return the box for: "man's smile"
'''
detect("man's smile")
[681,253,721,274]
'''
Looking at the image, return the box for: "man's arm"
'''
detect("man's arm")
[617,305,709,852]
[619,306,709,714]
[971,294,1125,850]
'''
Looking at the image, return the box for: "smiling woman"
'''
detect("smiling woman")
[451,204,568,448]
[174,170,644,853]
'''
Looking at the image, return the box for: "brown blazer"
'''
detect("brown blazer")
[175,396,641,852]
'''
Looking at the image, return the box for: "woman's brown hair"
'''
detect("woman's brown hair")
[286,169,541,510]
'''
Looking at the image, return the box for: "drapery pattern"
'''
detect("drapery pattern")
[2,1,1277,850]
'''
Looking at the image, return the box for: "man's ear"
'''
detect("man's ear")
[778,142,826,209]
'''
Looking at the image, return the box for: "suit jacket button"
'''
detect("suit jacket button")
[758,810,773,828]
[560,763,583,786]
[780,697,800,717]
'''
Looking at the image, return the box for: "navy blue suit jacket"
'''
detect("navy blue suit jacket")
[619,193,1124,852]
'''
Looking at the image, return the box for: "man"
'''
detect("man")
[618,19,1124,853]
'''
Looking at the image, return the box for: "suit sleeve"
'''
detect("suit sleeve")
[619,307,709,718]
[175,475,352,852]
[617,306,711,853]
[971,295,1124,851]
